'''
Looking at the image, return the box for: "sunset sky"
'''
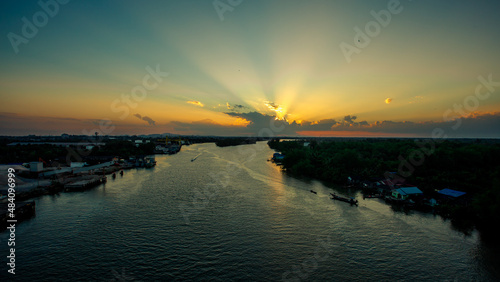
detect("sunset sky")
[1,0,499,137]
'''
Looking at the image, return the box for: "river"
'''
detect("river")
[1,142,498,281]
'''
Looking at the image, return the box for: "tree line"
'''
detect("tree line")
[268,138,500,235]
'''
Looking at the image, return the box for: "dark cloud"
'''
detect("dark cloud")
[327,112,500,138]
[225,111,288,133]
[343,115,357,124]
[222,111,500,138]
[265,101,279,110]
[141,116,156,126]
[300,119,339,131]
[330,115,365,129]
[1,111,499,138]
[225,112,339,135]
[226,103,247,112]
[226,111,273,127]
[134,113,155,126]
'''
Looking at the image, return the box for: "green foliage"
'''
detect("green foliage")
[0,144,68,163]
[91,140,155,156]
[215,138,257,147]
[268,139,500,233]
[268,139,500,191]
[472,175,500,232]
[0,140,156,164]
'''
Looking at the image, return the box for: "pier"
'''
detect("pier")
[64,176,107,192]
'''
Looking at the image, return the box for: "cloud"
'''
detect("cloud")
[134,113,156,126]
[343,115,357,124]
[224,112,338,135]
[264,101,286,120]
[265,101,279,110]
[385,98,392,104]
[187,100,204,107]
[141,116,156,126]
[300,119,339,131]
[222,111,500,138]
[226,111,279,131]
[327,111,500,138]
[2,111,499,138]
[226,102,246,111]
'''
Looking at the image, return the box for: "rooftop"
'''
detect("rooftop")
[438,188,466,198]
[393,187,423,196]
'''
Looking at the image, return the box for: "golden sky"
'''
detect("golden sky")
[1,0,499,137]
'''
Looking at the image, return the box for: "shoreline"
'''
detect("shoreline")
[268,139,500,237]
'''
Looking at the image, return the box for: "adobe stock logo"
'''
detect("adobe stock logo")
[7,0,71,54]
[213,0,243,21]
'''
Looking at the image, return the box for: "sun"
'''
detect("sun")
[265,101,287,120]
[274,106,287,120]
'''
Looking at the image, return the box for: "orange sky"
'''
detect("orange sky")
[1,1,499,137]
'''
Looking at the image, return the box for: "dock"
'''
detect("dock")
[330,193,358,205]
[64,176,107,192]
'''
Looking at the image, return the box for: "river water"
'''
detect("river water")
[1,142,499,281]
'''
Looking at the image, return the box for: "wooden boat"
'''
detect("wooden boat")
[330,193,358,205]
[191,153,202,162]
[363,194,382,199]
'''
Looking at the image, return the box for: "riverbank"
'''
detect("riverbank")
[268,138,500,236]
[0,163,146,203]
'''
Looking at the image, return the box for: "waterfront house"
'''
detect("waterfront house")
[437,188,466,199]
[372,179,396,194]
[391,187,423,200]
[437,188,468,206]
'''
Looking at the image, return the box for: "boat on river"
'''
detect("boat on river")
[363,194,382,199]
[191,153,202,162]
[330,193,358,205]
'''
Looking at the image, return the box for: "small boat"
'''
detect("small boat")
[330,193,358,205]
[112,173,116,179]
[310,190,317,194]
[192,153,202,162]
[363,194,382,199]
